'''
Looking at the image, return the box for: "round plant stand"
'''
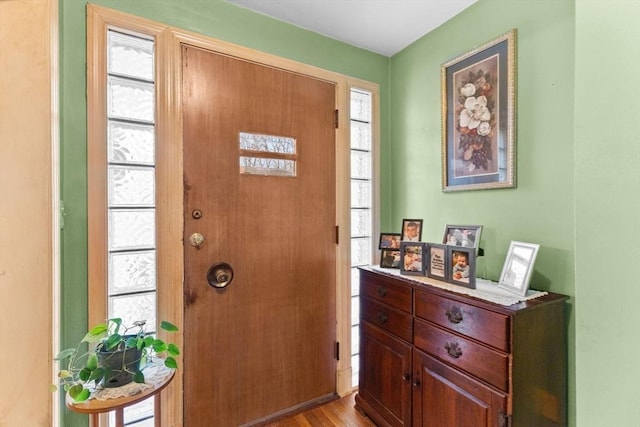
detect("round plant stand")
[65,368,175,427]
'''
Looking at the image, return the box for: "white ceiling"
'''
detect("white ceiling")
[226,0,477,57]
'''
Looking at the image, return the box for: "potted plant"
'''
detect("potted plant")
[53,318,180,402]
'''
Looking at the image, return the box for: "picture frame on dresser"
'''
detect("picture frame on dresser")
[378,232,401,249]
[400,242,426,276]
[401,218,423,242]
[380,250,400,269]
[442,224,483,255]
[448,246,476,289]
[498,241,540,296]
[426,243,449,281]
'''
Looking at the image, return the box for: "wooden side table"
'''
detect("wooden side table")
[66,369,175,427]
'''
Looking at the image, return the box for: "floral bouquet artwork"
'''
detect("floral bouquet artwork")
[453,56,498,177]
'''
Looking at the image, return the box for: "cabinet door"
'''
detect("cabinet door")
[413,350,507,427]
[359,321,412,426]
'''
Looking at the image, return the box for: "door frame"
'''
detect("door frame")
[87,5,380,425]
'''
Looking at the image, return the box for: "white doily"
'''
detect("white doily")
[88,359,174,401]
[370,265,548,306]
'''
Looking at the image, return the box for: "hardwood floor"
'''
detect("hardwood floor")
[261,392,376,427]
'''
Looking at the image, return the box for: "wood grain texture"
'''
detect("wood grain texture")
[262,392,376,427]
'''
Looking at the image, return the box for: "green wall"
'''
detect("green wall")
[59,1,388,425]
[388,0,577,424]
[389,0,640,426]
[574,0,640,425]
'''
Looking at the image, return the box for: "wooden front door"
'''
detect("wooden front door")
[181,45,337,426]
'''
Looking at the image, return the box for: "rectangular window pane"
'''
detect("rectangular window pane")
[239,132,296,154]
[351,237,372,267]
[350,121,372,151]
[350,90,371,122]
[109,250,156,295]
[108,76,154,122]
[109,292,156,331]
[350,150,371,180]
[109,209,155,251]
[351,209,371,238]
[108,31,154,81]
[108,121,155,165]
[240,156,296,177]
[350,180,371,208]
[109,165,155,207]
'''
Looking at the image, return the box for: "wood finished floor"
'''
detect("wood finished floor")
[261,392,376,427]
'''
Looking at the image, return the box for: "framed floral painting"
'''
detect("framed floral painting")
[441,29,517,192]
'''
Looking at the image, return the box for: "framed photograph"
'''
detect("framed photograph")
[448,246,476,289]
[401,219,423,242]
[441,29,516,192]
[442,224,483,255]
[426,243,449,281]
[400,242,426,276]
[498,241,540,296]
[379,233,402,250]
[380,250,401,269]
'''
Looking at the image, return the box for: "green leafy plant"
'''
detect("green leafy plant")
[53,318,180,402]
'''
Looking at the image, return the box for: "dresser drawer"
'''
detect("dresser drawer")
[414,319,508,391]
[361,296,413,342]
[414,289,510,352]
[360,271,412,313]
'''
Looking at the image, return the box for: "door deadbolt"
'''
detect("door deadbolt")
[189,232,205,248]
[207,262,234,288]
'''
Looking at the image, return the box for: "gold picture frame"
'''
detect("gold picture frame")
[441,29,517,192]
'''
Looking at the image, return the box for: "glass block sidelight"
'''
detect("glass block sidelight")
[350,180,371,209]
[109,209,155,251]
[350,150,371,180]
[108,165,155,207]
[350,121,372,151]
[350,88,373,389]
[109,292,157,333]
[350,89,372,122]
[108,31,154,81]
[108,76,155,122]
[108,121,155,165]
[109,250,156,295]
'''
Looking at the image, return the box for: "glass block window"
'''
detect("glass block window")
[239,132,297,177]
[106,29,157,426]
[350,88,374,388]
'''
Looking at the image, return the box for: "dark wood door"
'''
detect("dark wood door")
[412,350,507,427]
[181,45,337,426]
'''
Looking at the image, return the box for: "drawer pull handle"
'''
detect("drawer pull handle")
[412,379,421,387]
[445,341,462,359]
[377,312,388,324]
[402,373,411,381]
[377,286,387,297]
[445,306,463,324]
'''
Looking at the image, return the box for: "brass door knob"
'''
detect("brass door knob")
[189,233,205,248]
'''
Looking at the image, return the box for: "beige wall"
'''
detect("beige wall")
[0,0,57,425]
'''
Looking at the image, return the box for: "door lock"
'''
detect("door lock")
[207,262,234,288]
[189,232,205,248]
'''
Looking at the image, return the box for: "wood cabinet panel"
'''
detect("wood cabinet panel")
[360,270,412,313]
[361,296,413,342]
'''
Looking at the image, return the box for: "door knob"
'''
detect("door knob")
[207,262,234,288]
[189,232,205,248]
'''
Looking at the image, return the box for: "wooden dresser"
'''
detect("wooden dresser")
[355,266,568,427]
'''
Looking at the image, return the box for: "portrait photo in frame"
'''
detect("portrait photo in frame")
[448,246,476,289]
[498,241,540,296]
[426,243,449,282]
[441,29,516,192]
[379,233,401,250]
[442,224,483,255]
[401,219,423,242]
[380,250,401,269]
[400,242,426,276]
